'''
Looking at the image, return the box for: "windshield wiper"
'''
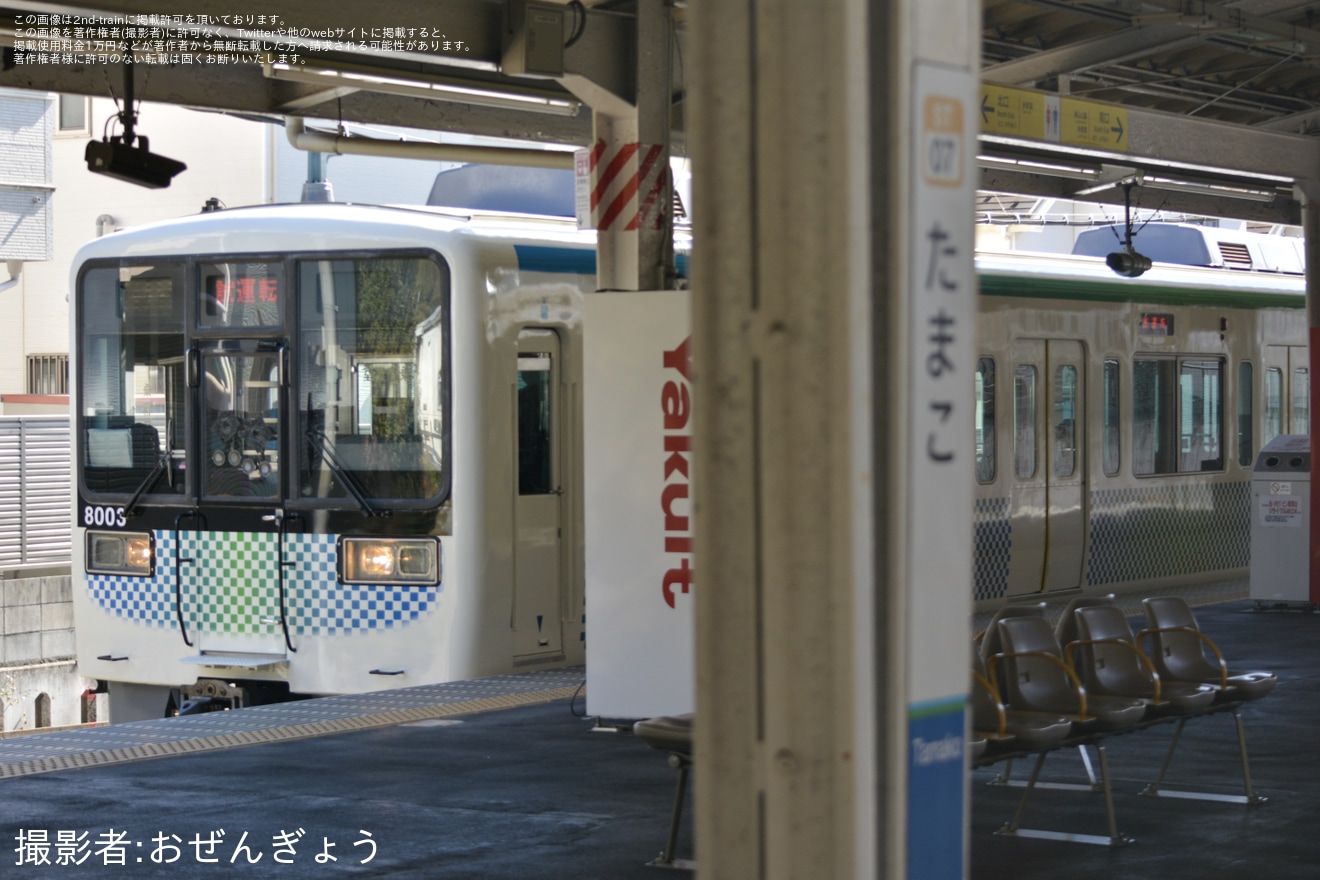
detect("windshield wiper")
[305,429,386,517]
[125,454,168,517]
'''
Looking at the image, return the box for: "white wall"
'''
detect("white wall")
[0,95,272,398]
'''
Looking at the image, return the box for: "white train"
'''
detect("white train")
[71,203,599,720]
[67,206,1305,718]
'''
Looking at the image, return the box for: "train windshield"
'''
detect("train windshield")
[77,252,450,509]
[296,256,449,504]
[79,264,188,496]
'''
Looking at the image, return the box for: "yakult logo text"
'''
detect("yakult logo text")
[661,336,694,608]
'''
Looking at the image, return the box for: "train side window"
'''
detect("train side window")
[1133,359,1177,475]
[1293,368,1310,436]
[1265,367,1283,445]
[1238,362,1253,467]
[1013,365,1036,479]
[1052,364,1078,477]
[1134,356,1224,475]
[517,353,554,495]
[1179,359,1223,472]
[1102,359,1120,476]
[975,358,995,483]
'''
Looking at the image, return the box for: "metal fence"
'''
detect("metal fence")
[0,416,71,571]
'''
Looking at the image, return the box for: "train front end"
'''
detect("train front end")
[69,205,472,720]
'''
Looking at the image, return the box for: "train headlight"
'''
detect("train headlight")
[86,531,154,577]
[340,537,440,586]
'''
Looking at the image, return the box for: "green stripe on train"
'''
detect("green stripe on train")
[979,273,1305,310]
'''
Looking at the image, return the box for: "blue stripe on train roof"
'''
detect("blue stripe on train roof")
[513,244,690,278]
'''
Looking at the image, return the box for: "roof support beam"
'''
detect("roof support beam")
[0,0,638,145]
[1132,0,1320,48]
[983,24,1200,86]
[978,164,1300,224]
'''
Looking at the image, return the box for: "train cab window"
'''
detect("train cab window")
[78,263,187,498]
[975,358,995,483]
[1265,367,1283,445]
[1052,364,1078,478]
[1238,362,1253,467]
[1013,365,1037,479]
[201,351,280,498]
[295,255,450,505]
[1293,368,1310,436]
[1133,356,1224,475]
[1102,359,1120,476]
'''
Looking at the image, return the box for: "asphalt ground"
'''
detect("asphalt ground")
[1,697,687,879]
[0,591,1312,879]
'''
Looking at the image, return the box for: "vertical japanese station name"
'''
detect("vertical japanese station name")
[904,62,977,880]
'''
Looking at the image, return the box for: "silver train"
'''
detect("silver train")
[973,224,1305,607]
[66,205,1304,717]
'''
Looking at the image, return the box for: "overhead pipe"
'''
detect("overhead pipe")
[283,118,575,170]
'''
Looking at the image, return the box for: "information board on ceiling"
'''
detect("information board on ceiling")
[979,83,1129,151]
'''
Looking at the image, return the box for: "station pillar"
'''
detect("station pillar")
[565,0,673,291]
[689,0,979,878]
[1299,183,1320,603]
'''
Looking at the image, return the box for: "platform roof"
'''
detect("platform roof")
[2,0,1320,222]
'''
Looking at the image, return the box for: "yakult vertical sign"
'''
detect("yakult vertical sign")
[584,290,694,718]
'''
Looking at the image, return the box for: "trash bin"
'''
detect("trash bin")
[1249,434,1312,605]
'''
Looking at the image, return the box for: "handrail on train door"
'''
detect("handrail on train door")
[173,510,207,648]
[275,510,305,654]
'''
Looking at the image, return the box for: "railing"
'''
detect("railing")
[0,416,71,571]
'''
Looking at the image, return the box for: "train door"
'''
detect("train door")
[1263,345,1309,444]
[190,341,288,658]
[1006,339,1086,595]
[513,329,564,660]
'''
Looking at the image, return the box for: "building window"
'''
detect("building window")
[27,354,68,395]
[57,94,88,133]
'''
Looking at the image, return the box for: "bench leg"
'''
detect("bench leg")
[1232,709,1267,806]
[991,746,1101,792]
[1140,712,1268,806]
[994,747,1133,847]
[647,759,696,870]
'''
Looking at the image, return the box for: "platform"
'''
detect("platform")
[0,583,1316,878]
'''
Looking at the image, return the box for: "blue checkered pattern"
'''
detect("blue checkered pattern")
[1087,481,1250,586]
[88,531,440,635]
[285,534,439,635]
[973,497,1012,601]
[87,531,179,625]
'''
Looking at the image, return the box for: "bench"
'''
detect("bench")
[973,595,1276,846]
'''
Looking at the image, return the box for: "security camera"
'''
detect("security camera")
[1106,247,1153,278]
[85,135,186,189]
